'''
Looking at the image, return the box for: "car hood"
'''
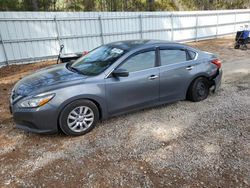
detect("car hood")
[14,63,86,96]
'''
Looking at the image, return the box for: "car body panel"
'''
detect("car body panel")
[13,63,85,96]
[105,67,160,116]
[212,69,223,92]
[13,103,59,134]
[159,59,198,102]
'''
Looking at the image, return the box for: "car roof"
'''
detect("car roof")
[106,40,183,51]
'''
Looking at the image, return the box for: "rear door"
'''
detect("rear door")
[159,47,198,102]
[105,49,160,116]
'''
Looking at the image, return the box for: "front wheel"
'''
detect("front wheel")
[187,77,210,102]
[59,100,99,136]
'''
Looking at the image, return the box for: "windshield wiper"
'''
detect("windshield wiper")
[66,62,85,75]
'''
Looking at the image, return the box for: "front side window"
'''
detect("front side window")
[70,45,126,76]
[160,49,187,66]
[120,51,155,72]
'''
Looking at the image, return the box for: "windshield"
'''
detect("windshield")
[70,45,126,76]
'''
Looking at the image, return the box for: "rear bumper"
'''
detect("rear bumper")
[212,69,222,92]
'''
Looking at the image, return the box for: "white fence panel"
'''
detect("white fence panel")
[198,14,217,26]
[197,26,217,38]
[0,9,250,66]
[0,44,6,62]
[142,15,172,31]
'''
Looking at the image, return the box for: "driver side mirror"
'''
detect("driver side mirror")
[112,68,129,77]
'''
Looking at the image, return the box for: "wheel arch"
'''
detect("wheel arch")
[56,95,107,131]
[186,73,211,98]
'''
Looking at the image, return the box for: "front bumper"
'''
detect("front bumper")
[10,103,59,134]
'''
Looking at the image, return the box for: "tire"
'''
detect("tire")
[187,77,210,102]
[242,44,247,50]
[59,99,99,136]
[234,44,240,49]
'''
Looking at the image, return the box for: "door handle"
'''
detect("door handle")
[148,75,159,80]
[186,66,194,70]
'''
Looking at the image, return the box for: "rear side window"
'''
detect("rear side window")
[188,50,197,60]
[160,49,187,66]
[120,51,155,72]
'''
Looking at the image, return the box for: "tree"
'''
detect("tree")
[0,0,21,11]
[0,0,249,11]
[83,0,95,11]
[148,0,154,11]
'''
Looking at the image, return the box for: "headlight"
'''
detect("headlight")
[19,93,55,108]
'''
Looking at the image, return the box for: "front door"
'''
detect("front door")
[105,50,160,116]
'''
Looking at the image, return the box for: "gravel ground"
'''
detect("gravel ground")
[0,37,249,187]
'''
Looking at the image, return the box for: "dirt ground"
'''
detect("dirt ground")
[0,37,249,187]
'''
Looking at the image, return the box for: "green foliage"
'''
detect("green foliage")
[0,0,22,11]
[182,0,249,10]
[0,0,249,11]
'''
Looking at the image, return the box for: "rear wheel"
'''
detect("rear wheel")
[242,44,247,50]
[187,77,210,102]
[234,44,240,49]
[59,100,99,136]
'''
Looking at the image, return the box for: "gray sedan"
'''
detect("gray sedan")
[10,40,222,136]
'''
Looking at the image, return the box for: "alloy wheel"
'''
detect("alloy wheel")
[67,106,94,132]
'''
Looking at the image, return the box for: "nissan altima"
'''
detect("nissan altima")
[10,40,222,136]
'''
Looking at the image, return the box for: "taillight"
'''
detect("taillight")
[211,59,221,69]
